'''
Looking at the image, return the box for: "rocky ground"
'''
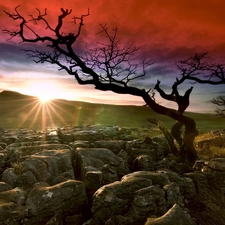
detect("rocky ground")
[0,125,224,225]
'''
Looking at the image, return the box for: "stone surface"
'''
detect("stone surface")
[0,152,7,174]
[122,171,170,187]
[25,180,87,224]
[2,149,75,189]
[132,154,155,171]
[0,202,26,224]
[74,147,129,192]
[0,187,26,206]
[91,175,152,223]
[145,204,196,225]
[163,182,180,208]
[206,158,225,171]
[0,126,223,224]
[73,130,103,142]
[94,140,126,154]
[0,182,12,192]
[127,185,167,219]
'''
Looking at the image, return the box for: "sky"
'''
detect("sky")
[0,0,225,113]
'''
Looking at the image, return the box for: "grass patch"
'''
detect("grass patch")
[197,145,225,159]
[195,131,225,159]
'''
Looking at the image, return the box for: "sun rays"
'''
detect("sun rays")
[10,81,76,130]
[13,97,77,130]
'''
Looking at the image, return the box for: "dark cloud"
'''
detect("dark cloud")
[0,43,28,62]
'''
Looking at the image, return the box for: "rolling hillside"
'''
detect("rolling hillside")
[0,90,224,132]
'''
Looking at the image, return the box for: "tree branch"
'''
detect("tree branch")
[147,118,179,156]
[176,52,225,85]
[210,96,225,118]
[83,25,153,88]
[155,79,193,113]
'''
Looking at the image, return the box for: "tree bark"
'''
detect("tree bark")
[171,122,183,149]
[142,92,198,165]
[181,121,199,164]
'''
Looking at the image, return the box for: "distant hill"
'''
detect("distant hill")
[0,90,224,132]
[0,90,36,100]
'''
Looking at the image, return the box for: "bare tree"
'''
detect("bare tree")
[5,6,224,165]
[176,52,225,85]
[210,96,225,118]
[176,53,225,118]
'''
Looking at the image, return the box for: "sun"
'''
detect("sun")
[27,81,59,103]
[17,80,75,130]
[38,95,53,104]
[36,88,55,104]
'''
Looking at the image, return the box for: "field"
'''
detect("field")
[0,90,224,133]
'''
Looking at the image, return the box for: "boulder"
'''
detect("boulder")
[58,126,76,143]
[73,130,103,142]
[70,140,90,149]
[155,158,171,170]
[122,171,170,187]
[192,159,225,195]
[185,172,210,194]
[132,154,155,171]
[163,182,180,208]
[5,143,71,165]
[88,125,122,140]
[91,175,152,223]
[2,149,75,189]
[205,158,225,171]
[18,171,38,190]
[21,149,74,185]
[94,140,126,154]
[124,148,158,171]
[0,202,26,225]
[0,128,39,145]
[158,170,196,199]
[152,135,170,155]
[126,139,156,150]
[105,215,132,225]
[0,182,12,192]
[127,185,167,220]
[0,152,7,174]
[74,148,129,191]
[1,168,19,187]
[0,187,26,206]
[25,180,87,224]
[145,204,196,225]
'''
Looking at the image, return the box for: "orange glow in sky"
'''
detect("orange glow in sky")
[0,0,225,112]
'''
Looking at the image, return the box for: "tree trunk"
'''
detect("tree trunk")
[182,121,199,164]
[142,92,198,165]
[171,122,183,149]
[147,118,179,156]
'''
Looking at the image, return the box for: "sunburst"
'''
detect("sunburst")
[38,95,53,104]
[11,82,77,130]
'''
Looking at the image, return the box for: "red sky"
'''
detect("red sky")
[2,0,225,54]
[0,0,225,112]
